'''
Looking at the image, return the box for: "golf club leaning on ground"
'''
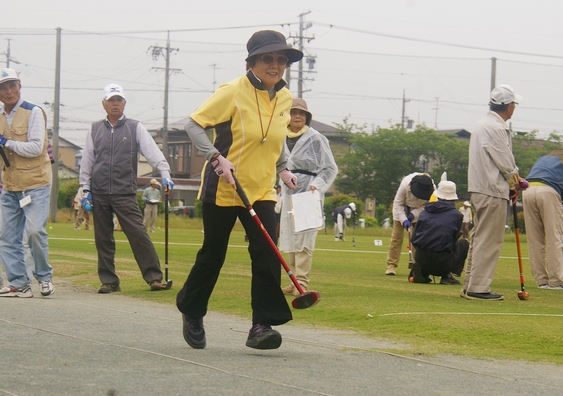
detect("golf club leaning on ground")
[512,201,529,300]
[162,186,173,290]
[232,174,320,309]
[407,227,414,269]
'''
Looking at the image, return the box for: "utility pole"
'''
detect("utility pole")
[490,57,497,91]
[3,39,20,68]
[401,90,410,129]
[289,11,316,98]
[210,63,217,92]
[49,28,62,223]
[148,31,180,159]
[5,39,11,67]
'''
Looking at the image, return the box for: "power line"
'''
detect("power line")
[314,22,563,60]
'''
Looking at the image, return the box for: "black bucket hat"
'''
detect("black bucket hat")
[245,30,303,63]
[410,175,434,200]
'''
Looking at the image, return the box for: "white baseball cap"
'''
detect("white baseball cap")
[0,68,20,85]
[103,83,126,100]
[490,85,523,105]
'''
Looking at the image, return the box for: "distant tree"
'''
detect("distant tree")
[512,131,562,178]
[335,124,469,206]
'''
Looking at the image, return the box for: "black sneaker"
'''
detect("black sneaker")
[465,291,504,300]
[439,273,461,285]
[245,324,282,350]
[182,314,206,349]
[98,284,121,294]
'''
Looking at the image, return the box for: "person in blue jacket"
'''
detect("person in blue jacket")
[410,177,468,284]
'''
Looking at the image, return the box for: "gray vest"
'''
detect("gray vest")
[90,117,139,194]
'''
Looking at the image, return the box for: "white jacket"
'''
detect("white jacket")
[279,127,338,253]
[468,111,518,200]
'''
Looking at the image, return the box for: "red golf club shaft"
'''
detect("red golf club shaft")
[512,202,527,295]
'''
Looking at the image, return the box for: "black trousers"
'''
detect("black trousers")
[176,202,292,326]
[415,239,469,277]
[92,194,163,285]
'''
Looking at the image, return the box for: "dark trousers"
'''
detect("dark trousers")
[415,239,469,277]
[176,202,292,326]
[92,194,162,285]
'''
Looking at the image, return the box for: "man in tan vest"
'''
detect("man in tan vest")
[0,68,54,298]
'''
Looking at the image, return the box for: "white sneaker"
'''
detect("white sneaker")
[39,280,55,296]
[549,285,563,290]
[0,285,33,298]
[538,284,550,289]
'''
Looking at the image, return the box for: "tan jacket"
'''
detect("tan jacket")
[0,102,51,191]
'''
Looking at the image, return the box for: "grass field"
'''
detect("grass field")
[48,214,563,365]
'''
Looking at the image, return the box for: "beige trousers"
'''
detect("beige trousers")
[288,247,313,288]
[143,204,158,232]
[463,193,507,293]
[523,185,563,287]
[386,220,416,267]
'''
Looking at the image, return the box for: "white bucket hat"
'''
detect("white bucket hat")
[434,180,458,201]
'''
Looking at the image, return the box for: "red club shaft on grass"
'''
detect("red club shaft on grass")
[232,175,320,309]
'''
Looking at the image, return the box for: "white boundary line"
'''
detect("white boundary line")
[379,312,563,317]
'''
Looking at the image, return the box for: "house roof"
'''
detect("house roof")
[435,129,471,139]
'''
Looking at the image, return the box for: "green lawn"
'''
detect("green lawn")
[48,217,563,365]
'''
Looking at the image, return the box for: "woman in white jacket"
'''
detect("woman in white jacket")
[279,99,338,295]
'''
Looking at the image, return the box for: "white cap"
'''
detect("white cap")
[490,84,523,105]
[434,180,458,201]
[150,178,160,186]
[103,83,126,100]
[344,208,352,218]
[0,68,20,85]
[349,202,356,211]
[463,201,471,206]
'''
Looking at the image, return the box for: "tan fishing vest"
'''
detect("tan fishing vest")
[0,102,51,191]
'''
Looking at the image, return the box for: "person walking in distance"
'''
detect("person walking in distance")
[176,30,302,350]
[142,179,161,233]
[385,173,435,276]
[73,186,90,231]
[458,201,472,240]
[462,85,528,301]
[0,68,55,298]
[79,83,175,294]
[279,98,338,296]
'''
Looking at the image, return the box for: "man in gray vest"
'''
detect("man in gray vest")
[80,83,175,293]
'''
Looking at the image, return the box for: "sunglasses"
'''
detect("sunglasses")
[259,54,289,66]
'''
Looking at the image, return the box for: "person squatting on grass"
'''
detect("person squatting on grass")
[279,98,338,297]
[176,30,303,350]
[79,83,175,294]
[410,175,469,285]
[0,68,55,298]
[462,85,528,301]
[522,151,563,290]
[332,202,355,241]
[385,173,435,276]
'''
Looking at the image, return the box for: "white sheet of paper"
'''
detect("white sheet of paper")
[289,190,323,233]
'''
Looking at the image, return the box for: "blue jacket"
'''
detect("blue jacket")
[526,155,563,199]
[411,200,462,253]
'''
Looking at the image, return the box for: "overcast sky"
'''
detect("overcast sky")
[2,0,562,147]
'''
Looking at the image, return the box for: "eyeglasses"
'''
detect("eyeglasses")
[259,54,289,66]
